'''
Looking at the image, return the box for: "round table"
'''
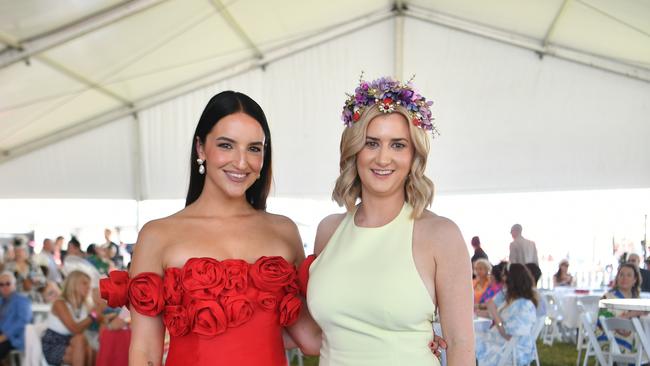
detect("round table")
[599,298,650,312]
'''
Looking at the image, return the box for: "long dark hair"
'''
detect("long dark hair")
[491,261,507,283]
[505,263,538,307]
[614,263,641,298]
[185,91,272,209]
[553,260,568,281]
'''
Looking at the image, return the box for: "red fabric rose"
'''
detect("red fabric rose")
[189,300,228,338]
[285,277,299,295]
[297,255,316,297]
[163,268,183,305]
[220,295,254,328]
[221,259,248,296]
[163,305,190,337]
[257,291,278,311]
[128,272,164,316]
[100,270,130,308]
[249,256,296,292]
[279,293,302,326]
[182,258,226,300]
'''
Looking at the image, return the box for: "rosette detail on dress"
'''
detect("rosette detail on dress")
[297,254,317,297]
[99,256,302,339]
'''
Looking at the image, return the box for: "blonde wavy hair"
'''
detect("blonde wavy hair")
[60,270,91,310]
[332,105,434,218]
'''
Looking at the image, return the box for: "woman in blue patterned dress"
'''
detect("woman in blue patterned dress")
[475,263,538,366]
[596,263,643,353]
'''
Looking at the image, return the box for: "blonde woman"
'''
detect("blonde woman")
[473,258,491,304]
[42,270,103,366]
[300,76,474,365]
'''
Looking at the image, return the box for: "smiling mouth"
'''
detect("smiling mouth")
[371,169,394,176]
[224,171,249,182]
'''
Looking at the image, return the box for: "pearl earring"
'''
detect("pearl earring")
[197,159,205,175]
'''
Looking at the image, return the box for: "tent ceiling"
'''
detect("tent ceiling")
[1,0,649,164]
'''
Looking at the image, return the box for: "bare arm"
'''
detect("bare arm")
[51,300,93,335]
[281,216,324,356]
[433,218,475,365]
[128,221,166,366]
[485,301,510,340]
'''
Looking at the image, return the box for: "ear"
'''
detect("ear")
[195,136,206,160]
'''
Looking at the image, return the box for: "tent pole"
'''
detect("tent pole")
[394,15,404,80]
[131,113,144,230]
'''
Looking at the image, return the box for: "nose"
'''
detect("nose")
[234,148,248,170]
[376,145,391,166]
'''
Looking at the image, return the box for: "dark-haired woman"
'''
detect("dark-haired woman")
[552,259,573,287]
[475,263,537,366]
[596,263,644,355]
[100,91,318,365]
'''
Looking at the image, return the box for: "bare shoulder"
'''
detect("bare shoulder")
[261,212,304,259]
[265,212,300,233]
[415,210,464,250]
[131,216,176,275]
[314,213,347,256]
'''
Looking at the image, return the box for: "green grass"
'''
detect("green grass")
[291,340,585,366]
[536,340,580,366]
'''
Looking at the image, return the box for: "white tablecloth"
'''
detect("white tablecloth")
[545,288,650,329]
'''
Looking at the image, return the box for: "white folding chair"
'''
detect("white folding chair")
[541,293,567,345]
[575,297,600,366]
[530,316,546,366]
[598,316,648,366]
[631,317,650,361]
[580,312,608,366]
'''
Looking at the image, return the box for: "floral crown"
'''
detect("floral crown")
[341,74,437,136]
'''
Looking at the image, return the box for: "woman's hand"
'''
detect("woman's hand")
[428,334,448,358]
[496,322,511,340]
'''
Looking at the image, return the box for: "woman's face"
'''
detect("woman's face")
[15,247,26,261]
[356,113,414,200]
[474,264,488,279]
[198,112,265,200]
[77,277,91,299]
[560,263,569,274]
[616,267,636,292]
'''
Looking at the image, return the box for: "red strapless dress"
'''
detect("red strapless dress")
[100,256,303,366]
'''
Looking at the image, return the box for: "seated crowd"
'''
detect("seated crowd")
[0,230,128,365]
[469,248,650,366]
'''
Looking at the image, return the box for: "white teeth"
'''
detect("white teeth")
[372,169,393,176]
[226,172,246,178]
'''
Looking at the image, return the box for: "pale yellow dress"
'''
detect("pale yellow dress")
[307,203,439,366]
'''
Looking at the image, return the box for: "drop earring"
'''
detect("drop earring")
[197,159,205,175]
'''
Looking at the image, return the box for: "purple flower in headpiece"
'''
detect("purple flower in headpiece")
[376,78,391,92]
[340,75,437,138]
[355,93,367,104]
[398,89,414,101]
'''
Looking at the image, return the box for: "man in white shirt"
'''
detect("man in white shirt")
[33,238,62,284]
[508,224,538,265]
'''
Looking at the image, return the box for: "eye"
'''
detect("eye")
[217,143,232,149]
[365,140,379,148]
[391,142,407,149]
[249,146,262,153]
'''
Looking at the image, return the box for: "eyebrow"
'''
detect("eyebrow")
[365,136,409,143]
[216,136,264,146]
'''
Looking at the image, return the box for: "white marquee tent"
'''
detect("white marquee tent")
[1,0,649,201]
[1,1,649,265]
